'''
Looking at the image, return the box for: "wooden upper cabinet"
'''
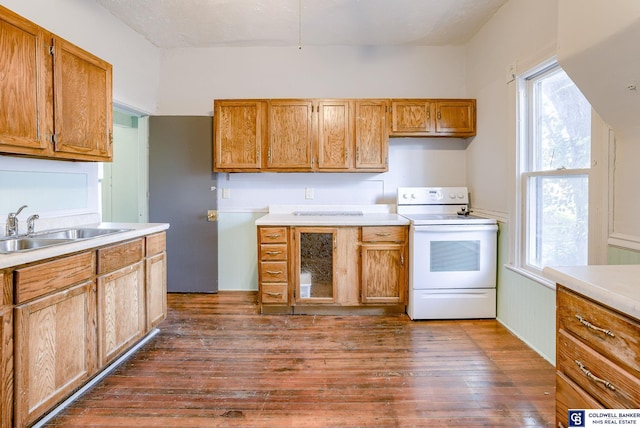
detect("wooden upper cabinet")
[0,7,49,155]
[389,98,476,137]
[390,100,434,135]
[317,100,351,170]
[214,100,265,171]
[52,37,113,161]
[435,100,475,136]
[355,99,388,170]
[267,100,314,170]
[0,5,113,161]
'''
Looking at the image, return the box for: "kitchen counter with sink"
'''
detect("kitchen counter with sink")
[0,222,169,269]
[256,204,410,226]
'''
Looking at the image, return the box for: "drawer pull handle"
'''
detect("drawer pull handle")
[575,360,616,391]
[575,315,615,337]
[265,251,283,255]
[265,291,282,297]
[375,232,391,237]
[266,234,281,239]
[266,270,283,275]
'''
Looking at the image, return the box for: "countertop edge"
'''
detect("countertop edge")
[0,222,170,269]
[255,213,410,227]
[542,265,640,320]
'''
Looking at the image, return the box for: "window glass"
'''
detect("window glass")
[531,68,591,171]
[521,63,591,271]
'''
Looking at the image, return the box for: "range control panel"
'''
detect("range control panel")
[397,187,469,205]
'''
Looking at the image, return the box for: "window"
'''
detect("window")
[518,61,591,274]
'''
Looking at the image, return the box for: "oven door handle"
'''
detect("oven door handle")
[412,225,498,233]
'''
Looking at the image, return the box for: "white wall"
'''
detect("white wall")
[464,0,561,363]
[465,0,559,215]
[156,45,472,290]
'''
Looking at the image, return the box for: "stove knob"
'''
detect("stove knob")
[449,193,455,199]
[458,193,465,199]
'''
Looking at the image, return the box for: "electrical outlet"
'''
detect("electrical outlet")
[305,187,314,199]
[222,188,230,199]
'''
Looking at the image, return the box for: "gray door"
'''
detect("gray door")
[148,116,218,293]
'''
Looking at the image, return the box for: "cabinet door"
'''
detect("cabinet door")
[355,100,388,171]
[97,262,145,366]
[14,281,97,427]
[267,100,314,170]
[214,100,265,171]
[293,227,337,303]
[390,100,434,135]
[52,36,113,161]
[435,100,475,136]
[361,244,406,304]
[0,7,49,155]
[0,303,12,428]
[317,100,351,170]
[146,252,166,330]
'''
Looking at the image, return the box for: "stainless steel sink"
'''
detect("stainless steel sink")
[33,227,131,240]
[0,227,133,254]
[0,237,74,254]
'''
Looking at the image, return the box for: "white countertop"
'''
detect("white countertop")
[255,204,410,226]
[0,222,170,269]
[543,265,640,320]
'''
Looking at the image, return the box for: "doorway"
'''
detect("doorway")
[100,109,148,223]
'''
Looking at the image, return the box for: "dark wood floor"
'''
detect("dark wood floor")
[45,292,556,427]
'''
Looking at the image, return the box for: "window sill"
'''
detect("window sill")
[504,264,557,290]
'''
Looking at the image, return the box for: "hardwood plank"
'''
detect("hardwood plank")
[43,292,555,427]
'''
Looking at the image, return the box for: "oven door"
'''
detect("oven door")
[410,224,497,290]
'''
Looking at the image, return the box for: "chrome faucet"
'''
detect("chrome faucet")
[27,214,39,235]
[6,205,27,237]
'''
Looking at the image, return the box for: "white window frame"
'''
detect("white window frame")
[515,58,593,280]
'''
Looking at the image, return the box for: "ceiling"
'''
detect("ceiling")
[95,0,508,49]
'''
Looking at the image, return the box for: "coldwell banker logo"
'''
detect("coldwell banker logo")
[569,410,586,427]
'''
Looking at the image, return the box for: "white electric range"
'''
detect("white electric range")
[397,187,498,320]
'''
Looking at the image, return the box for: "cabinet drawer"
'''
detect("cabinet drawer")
[260,261,288,283]
[259,227,288,244]
[261,284,288,304]
[260,244,288,261]
[97,238,144,275]
[146,232,166,257]
[558,286,640,375]
[14,251,95,304]
[557,329,640,408]
[362,226,406,243]
[556,371,602,428]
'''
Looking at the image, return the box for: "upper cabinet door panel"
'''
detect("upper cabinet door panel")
[0,8,48,153]
[268,100,314,170]
[317,100,351,170]
[52,37,113,160]
[214,100,265,171]
[355,100,388,171]
[435,100,476,136]
[390,100,434,135]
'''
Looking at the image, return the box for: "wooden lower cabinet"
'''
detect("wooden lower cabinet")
[4,231,166,427]
[361,226,407,304]
[14,281,97,427]
[97,261,145,366]
[257,225,408,313]
[555,286,640,428]
[146,232,167,330]
[1,269,13,428]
